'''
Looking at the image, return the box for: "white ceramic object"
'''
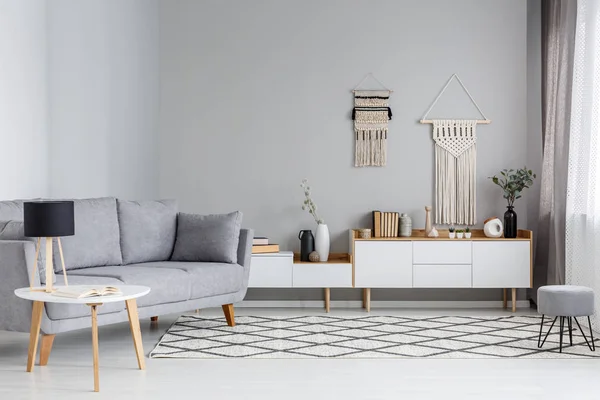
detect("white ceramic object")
[449,232,456,239]
[457,232,464,239]
[315,223,330,262]
[427,227,439,237]
[399,213,412,237]
[483,217,504,238]
[465,232,472,239]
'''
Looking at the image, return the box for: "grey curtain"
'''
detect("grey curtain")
[534,0,577,290]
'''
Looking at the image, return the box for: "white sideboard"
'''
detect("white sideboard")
[248,229,532,313]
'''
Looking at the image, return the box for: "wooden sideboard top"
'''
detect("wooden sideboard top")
[350,229,532,241]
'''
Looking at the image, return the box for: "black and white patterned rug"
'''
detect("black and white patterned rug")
[150,315,600,359]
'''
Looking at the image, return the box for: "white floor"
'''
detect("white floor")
[1,307,599,400]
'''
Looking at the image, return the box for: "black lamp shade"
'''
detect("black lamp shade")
[24,201,75,237]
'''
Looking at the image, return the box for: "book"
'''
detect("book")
[253,237,269,245]
[252,244,280,254]
[372,211,382,238]
[52,286,122,299]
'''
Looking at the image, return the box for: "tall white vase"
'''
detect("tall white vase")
[315,223,330,262]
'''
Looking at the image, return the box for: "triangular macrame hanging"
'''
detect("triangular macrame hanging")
[420,74,491,225]
[352,73,393,167]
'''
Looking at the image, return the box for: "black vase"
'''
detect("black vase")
[298,230,315,261]
[504,206,517,238]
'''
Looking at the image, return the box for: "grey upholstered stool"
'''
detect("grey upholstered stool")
[537,285,595,353]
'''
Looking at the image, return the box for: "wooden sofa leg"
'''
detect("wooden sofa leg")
[39,334,55,366]
[222,304,235,327]
[150,316,158,322]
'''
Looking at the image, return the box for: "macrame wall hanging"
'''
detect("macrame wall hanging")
[352,73,393,167]
[420,74,491,225]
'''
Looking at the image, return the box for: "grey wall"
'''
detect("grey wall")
[0,0,48,199]
[47,0,160,199]
[159,1,534,301]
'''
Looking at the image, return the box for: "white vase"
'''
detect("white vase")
[457,232,464,239]
[449,232,456,239]
[465,232,472,239]
[315,223,330,262]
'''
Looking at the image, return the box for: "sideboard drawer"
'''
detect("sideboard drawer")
[413,241,472,264]
[293,263,352,288]
[248,254,293,287]
[413,264,472,288]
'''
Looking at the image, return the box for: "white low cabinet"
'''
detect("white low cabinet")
[248,252,293,288]
[351,229,533,312]
[354,241,412,288]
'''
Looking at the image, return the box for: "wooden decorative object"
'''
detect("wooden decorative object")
[309,251,320,262]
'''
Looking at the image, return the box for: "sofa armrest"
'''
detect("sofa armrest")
[237,229,254,270]
[0,240,39,332]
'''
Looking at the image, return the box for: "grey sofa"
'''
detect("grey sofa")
[0,197,253,336]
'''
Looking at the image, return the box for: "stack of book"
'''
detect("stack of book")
[252,237,279,254]
[372,211,399,238]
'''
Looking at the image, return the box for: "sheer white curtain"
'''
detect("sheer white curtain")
[565,0,600,329]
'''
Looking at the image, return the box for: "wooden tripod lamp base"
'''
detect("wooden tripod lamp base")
[30,237,69,293]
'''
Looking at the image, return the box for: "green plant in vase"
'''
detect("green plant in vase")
[465,226,471,239]
[456,229,464,239]
[448,225,456,239]
[489,167,536,238]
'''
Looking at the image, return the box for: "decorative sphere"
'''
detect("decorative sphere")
[309,251,320,262]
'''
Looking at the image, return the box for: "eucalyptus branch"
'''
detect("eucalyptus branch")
[300,179,324,224]
[488,167,536,207]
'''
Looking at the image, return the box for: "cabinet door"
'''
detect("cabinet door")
[472,242,531,288]
[293,264,352,288]
[413,241,472,264]
[354,241,412,287]
[248,255,293,287]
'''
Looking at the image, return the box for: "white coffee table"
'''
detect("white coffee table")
[15,285,150,392]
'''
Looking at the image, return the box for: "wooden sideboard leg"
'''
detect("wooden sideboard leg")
[324,288,330,313]
[365,288,371,312]
[362,288,366,309]
[503,288,507,310]
[511,288,517,313]
[39,334,55,366]
[150,316,158,322]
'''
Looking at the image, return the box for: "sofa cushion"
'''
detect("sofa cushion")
[171,211,242,264]
[0,220,53,284]
[0,200,24,221]
[131,261,244,299]
[55,197,122,271]
[67,265,190,307]
[117,199,178,264]
[45,275,125,320]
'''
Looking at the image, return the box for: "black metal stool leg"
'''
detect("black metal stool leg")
[574,317,595,352]
[568,317,573,346]
[588,316,595,351]
[538,316,558,349]
[537,315,545,347]
[559,317,564,353]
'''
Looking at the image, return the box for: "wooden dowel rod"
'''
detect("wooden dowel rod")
[419,119,491,124]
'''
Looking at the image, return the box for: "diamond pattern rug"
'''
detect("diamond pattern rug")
[149,315,600,359]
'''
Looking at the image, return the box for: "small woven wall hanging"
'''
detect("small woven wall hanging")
[352,73,393,167]
[420,74,491,225]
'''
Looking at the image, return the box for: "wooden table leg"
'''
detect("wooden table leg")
[324,288,330,313]
[365,288,371,313]
[26,301,44,372]
[90,304,101,392]
[126,299,146,370]
[511,288,517,313]
[503,288,507,310]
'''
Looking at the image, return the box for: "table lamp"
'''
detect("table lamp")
[24,201,75,292]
